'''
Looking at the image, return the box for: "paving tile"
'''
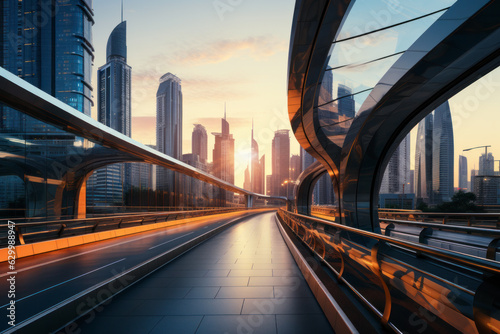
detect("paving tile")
[272,269,302,277]
[149,316,203,334]
[205,269,230,277]
[228,269,272,277]
[185,287,220,299]
[241,298,323,315]
[76,316,161,334]
[196,315,277,334]
[276,314,334,334]
[167,277,249,287]
[134,299,244,316]
[249,276,305,286]
[252,263,297,270]
[119,287,190,300]
[154,270,208,278]
[274,286,314,298]
[217,287,274,299]
[97,299,146,316]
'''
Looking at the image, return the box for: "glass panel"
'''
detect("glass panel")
[329,12,442,69]
[336,0,456,41]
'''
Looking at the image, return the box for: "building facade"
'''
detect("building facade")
[156,73,182,205]
[192,124,208,164]
[271,129,290,197]
[414,114,434,204]
[380,134,411,195]
[458,155,468,191]
[212,113,235,204]
[87,20,131,207]
[432,101,454,204]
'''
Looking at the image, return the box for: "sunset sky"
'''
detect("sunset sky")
[91,0,500,189]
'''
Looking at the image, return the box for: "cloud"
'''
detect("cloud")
[172,35,287,65]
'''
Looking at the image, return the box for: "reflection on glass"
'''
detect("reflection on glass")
[329,13,441,69]
[336,0,455,41]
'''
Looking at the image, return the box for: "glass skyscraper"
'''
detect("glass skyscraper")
[415,114,434,203]
[432,101,454,203]
[87,20,131,208]
[0,0,94,218]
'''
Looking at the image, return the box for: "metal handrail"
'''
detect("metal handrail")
[380,218,500,236]
[281,210,500,274]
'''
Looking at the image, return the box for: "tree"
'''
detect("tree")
[437,190,483,213]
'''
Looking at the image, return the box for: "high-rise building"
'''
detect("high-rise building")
[414,114,433,203]
[316,173,335,205]
[156,73,182,203]
[192,124,208,164]
[271,130,290,197]
[266,175,272,196]
[0,0,94,116]
[87,20,132,207]
[338,84,355,118]
[212,110,235,203]
[250,122,264,194]
[432,101,454,203]
[479,153,495,176]
[409,170,415,194]
[459,155,468,191]
[0,0,94,216]
[290,155,302,182]
[471,169,478,195]
[380,134,411,194]
[300,147,315,171]
[243,165,251,191]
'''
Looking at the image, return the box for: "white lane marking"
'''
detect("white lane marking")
[148,232,194,250]
[0,225,194,278]
[0,258,126,308]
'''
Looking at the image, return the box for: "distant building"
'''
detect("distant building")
[271,130,290,197]
[266,175,272,196]
[337,84,355,118]
[471,169,478,195]
[156,73,182,205]
[182,153,209,207]
[380,134,411,194]
[414,114,434,204]
[290,155,302,182]
[212,110,235,204]
[459,155,468,191]
[300,147,315,171]
[432,101,454,203]
[88,20,132,207]
[192,124,208,164]
[243,165,251,191]
[479,153,495,176]
[250,123,265,194]
[316,173,335,205]
[474,176,500,205]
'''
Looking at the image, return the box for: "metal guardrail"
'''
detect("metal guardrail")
[378,211,500,228]
[278,209,500,333]
[0,208,250,247]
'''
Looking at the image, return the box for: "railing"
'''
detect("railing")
[0,207,250,247]
[378,211,500,228]
[278,209,500,333]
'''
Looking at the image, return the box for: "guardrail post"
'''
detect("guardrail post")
[57,224,66,237]
[370,241,392,328]
[14,226,25,245]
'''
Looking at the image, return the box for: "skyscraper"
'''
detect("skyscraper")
[87,20,131,207]
[156,73,183,204]
[459,155,468,191]
[290,155,302,182]
[338,84,355,118]
[243,165,251,191]
[471,169,478,195]
[300,147,315,171]
[415,114,433,203]
[479,153,494,176]
[272,130,290,197]
[432,101,454,203]
[380,134,411,194]
[0,0,94,217]
[192,124,208,164]
[250,122,264,194]
[212,110,235,203]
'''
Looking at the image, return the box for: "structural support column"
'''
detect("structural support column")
[245,194,254,208]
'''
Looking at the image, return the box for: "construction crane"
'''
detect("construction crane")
[463,145,491,156]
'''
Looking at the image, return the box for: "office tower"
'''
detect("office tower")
[259,155,265,195]
[459,155,468,191]
[471,169,478,195]
[250,122,264,194]
[243,165,251,191]
[316,173,335,205]
[290,155,302,182]
[182,153,207,207]
[266,175,272,196]
[479,153,494,176]
[338,84,355,118]
[272,130,290,197]
[192,124,208,164]
[380,134,411,194]
[414,114,433,203]
[0,0,93,217]
[300,147,315,171]
[409,170,415,194]
[156,73,182,204]
[432,101,454,203]
[212,110,235,204]
[318,69,333,105]
[0,0,94,116]
[88,20,131,207]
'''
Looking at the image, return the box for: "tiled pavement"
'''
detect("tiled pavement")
[75,212,334,333]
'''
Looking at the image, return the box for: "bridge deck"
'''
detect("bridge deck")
[73,212,334,334]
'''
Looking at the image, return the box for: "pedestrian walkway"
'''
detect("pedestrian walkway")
[74,212,334,333]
